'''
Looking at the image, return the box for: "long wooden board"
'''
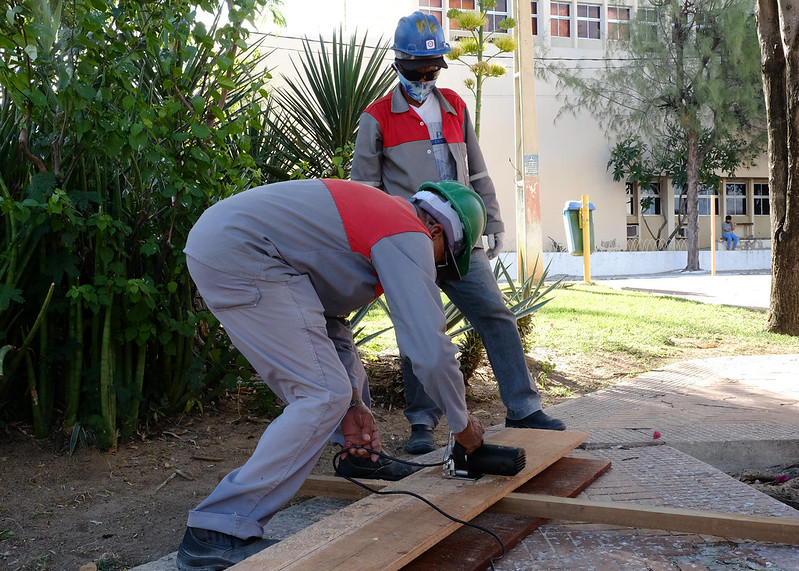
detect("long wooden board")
[231,428,587,570]
[296,471,799,547]
[491,494,799,545]
[294,459,799,550]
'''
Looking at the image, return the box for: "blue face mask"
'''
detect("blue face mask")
[395,65,437,103]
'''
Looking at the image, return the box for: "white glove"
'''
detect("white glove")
[485,232,505,259]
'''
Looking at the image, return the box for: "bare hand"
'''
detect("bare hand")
[454,415,485,454]
[341,403,382,462]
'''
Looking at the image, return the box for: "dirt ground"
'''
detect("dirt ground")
[0,345,794,570]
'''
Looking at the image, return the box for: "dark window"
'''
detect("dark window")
[577,4,601,39]
[641,182,661,215]
[725,182,746,216]
[753,182,770,216]
[551,2,571,37]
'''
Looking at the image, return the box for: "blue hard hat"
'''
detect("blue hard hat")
[392,11,451,59]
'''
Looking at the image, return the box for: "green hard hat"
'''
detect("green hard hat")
[416,181,487,279]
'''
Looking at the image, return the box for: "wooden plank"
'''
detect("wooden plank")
[231,428,588,571]
[294,456,611,502]
[294,460,799,555]
[513,456,611,496]
[491,494,799,545]
[401,457,611,571]
[295,466,799,547]
[295,474,384,500]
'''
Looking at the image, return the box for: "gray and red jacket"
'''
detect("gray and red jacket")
[184,178,468,432]
[351,84,505,236]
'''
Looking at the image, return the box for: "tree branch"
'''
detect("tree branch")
[19,107,47,173]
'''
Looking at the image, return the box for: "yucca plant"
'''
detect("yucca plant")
[268,28,396,177]
[447,255,561,380]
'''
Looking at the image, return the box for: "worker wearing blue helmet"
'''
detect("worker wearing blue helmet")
[352,11,566,456]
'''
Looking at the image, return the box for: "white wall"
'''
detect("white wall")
[266,0,415,37]
[538,250,770,278]
[496,249,770,280]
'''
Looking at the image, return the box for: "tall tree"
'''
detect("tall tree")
[542,0,765,270]
[755,0,799,334]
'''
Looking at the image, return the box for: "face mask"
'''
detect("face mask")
[395,65,437,103]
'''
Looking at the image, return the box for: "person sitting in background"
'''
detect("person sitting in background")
[722,215,739,250]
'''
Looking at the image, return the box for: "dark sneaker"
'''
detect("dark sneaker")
[335,455,422,481]
[176,527,279,571]
[506,410,566,431]
[405,424,436,454]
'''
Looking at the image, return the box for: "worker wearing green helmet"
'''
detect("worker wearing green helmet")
[176,178,488,569]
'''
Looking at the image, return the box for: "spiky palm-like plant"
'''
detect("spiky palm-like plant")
[268,28,396,178]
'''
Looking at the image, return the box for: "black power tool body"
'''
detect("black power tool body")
[443,432,526,480]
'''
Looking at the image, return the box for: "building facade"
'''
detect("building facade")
[262,0,768,257]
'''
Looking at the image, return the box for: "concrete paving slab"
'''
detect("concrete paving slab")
[495,354,799,570]
[548,355,799,472]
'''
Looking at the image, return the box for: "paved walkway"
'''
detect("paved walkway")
[137,273,799,571]
[496,271,798,570]
[594,269,771,311]
[498,353,799,570]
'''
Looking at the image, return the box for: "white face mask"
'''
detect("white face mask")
[394,64,437,103]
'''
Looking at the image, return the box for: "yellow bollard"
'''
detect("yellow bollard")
[580,194,591,283]
[710,197,716,276]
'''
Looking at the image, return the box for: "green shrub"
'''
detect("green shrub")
[0,0,283,447]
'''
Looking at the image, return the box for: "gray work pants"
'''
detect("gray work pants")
[185,258,354,539]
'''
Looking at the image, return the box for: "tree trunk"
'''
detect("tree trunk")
[684,130,701,270]
[756,0,799,334]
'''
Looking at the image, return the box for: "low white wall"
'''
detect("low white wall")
[543,250,771,278]
[496,249,771,280]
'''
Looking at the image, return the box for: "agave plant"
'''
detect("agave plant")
[267,28,396,178]
[448,255,561,380]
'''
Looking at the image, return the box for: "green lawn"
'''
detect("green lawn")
[532,282,799,380]
[355,282,799,371]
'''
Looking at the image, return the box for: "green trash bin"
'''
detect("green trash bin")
[563,201,596,256]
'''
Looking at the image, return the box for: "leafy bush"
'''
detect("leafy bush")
[0,0,282,447]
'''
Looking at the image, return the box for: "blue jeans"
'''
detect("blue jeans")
[722,232,739,249]
[402,247,542,427]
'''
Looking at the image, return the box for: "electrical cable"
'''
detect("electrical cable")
[332,447,507,571]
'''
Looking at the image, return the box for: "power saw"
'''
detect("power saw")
[443,432,526,480]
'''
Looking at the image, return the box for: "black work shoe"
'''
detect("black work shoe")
[405,424,436,454]
[506,410,566,431]
[335,455,422,481]
[176,527,279,571]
